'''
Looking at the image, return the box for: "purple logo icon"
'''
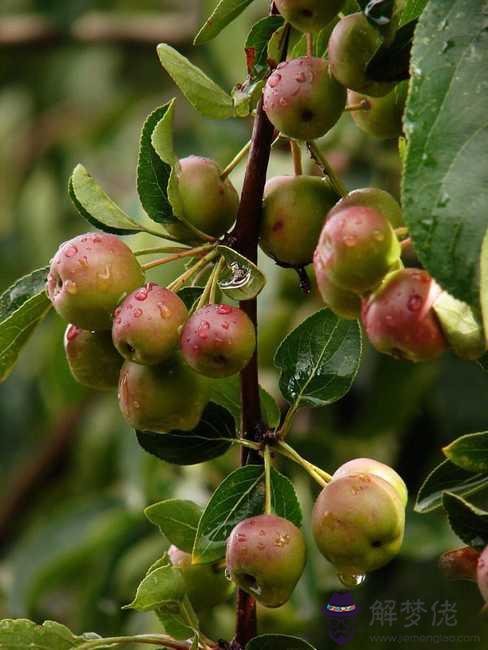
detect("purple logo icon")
[324,592,360,646]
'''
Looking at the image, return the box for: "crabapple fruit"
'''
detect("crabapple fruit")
[118,356,208,432]
[477,546,488,603]
[333,458,408,506]
[312,473,405,575]
[168,545,232,610]
[47,233,145,330]
[315,202,401,293]
[274,0,345,33]
[180,304,256,378]
[169,156,239,240]
[263,56,346,141]
[313,250,361,320]
[112,283,187,365]
[64,324,122,391]
[226,514,306,608]
[348,82,407,139]
[361,269,447,362]
[328,13,392,97]
[335,187,403,228]
[260,175,340,266]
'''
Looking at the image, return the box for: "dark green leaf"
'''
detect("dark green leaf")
[443,431,488,474]
[366,19,415,82]
[443,492,488,549]
[192,465,302,564]
[136,402,235,466]
[177,286,204,311]
[246,635,317,650]
[145,499,203,553]
[217,246,266,301]
[480,230,488,346]
[274,309,362,409]
[124,565,186,612]
[157,44,234,119]
[245,16,284,80]
[69,164,142,235]
[0,619,84,649]
[137,103,175,225]
[415,459,488,513]
[478,353,488,373]
[0,279,51,383]
[209,375,281,428]
[194,0,256,45]
[402,0,488,307]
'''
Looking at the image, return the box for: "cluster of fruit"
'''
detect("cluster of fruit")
[47,230,256,433]
[224,458,407,607]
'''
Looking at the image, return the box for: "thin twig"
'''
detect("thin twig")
[221,140,252,180]
[141,244,214,271]
[344,99,370,112]
[307,140,348,197]
[167,250,219,292]
[290,140,303,176]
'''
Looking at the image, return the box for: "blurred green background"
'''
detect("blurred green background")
[0,1,487,648]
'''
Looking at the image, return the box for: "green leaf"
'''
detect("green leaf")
[192,465,302,564]
[415,458,488,513]
[232,79,265,118]
[274,309,362,409]
[157,44,234,119]
[150,99,178,167]
[217,245,266,301]
[136,402,235,466]
[0,619,84,649]
[69,164,142,235]
[208,375,281,429]
[136,102,175,226]
[177,286,204,311]
[245,16,284,80]
[478,353,488,373]
[480,229,488,347]
[246,635,317,650]
[443,492,488,550]
[194,0,256,46]
[402,0,488,307]
[124,565,186,612]
[433,291,485,360]
[443,431,488,474]
[400,0,429,25]
[0,272,51,383]
[366,19,414,82]
[157,607,195,641]
[145,499,203,553]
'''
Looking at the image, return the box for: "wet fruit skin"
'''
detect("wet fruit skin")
[348,81,407,139]
[315,203,401,294]
[226,514,306,608]
[477,546,488,603]
[328,13,392,97]
[47,233,145,331]
[333,458,408,507]
[260,175,340,267]
[361,269,447,362]
[335,187,403,228]
[180,304,256,378]
[112,283,188,365]
[64,325,123,391]
[313,250,361,320]
[312,473,405,575]
[263,56,346,141]
[168,545,232,610]
[275,0,345,33]
[169,156,239,240]
[118,356,208,432]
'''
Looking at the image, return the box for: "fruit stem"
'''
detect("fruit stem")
[344,99,370,112]
[210,257,225,304]
[167,249,219,292]
[395,226,409,239]
[141,244,215,271]
[135,245,191,256]
[307,140,348,197]
[306,32,313,57]
[264,444,273,515]
[194,258,222,311]
[276,440,332,487]
[76,633,195,649]
[401,237,412,251]
[290,139,303,176]
[221,139,252,180]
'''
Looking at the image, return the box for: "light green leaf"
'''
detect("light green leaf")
[402,0,488,307]
[145,499,203,553]
[157,44,234,119]
[443,431,488,474]
[124,565,186,612]
[70,164,142,235]
[443,492,488,549]
[433,291,485,360]
[0,267,49,322]
[0,619,84,649]
[274,309,362,409]
[150,99,177,167]
[194,0,256,46]
[217,245,266,301]
[156,606,194,641]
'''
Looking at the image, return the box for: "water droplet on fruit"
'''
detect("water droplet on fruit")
[337,572,366,589]
[65,280,78,295]
[343,235,357,247]
[158,303,171,319]
[221,321,230,330]
[295,71,306,83]
[217,304,232,315]
[78,256,88,267]
[135,288,149,301]
[192,344,200,352]
[98,265,111,281]
[268,73,281,88]
[274,534,290,548]
[385,314,393,323]
[258,529,266,536]
[407,294,423,312]
[133,401,140,409]
[64,245,78,258]
[237,533,247,543]
[373,229,385,241]
[133,308,143,318]
[225,568,232,581]
[66,325,80,341]
[257,542,265,550]
[279,97,288,107]
[93,235,102,243]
